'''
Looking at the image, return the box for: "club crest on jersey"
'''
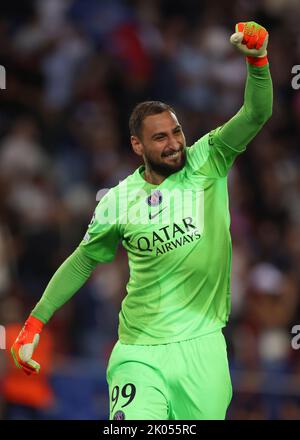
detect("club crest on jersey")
[146,189,162,207]
[113,410,125,420]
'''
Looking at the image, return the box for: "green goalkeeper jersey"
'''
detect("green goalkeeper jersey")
[31,62,272,345]
[80,129,237,344]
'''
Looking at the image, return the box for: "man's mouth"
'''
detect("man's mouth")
[162,149,182,158]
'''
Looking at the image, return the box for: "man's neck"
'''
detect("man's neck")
[143,167,166,185]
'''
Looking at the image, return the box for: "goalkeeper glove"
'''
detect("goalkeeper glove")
[230,21,269,66]
[11,315,44,375]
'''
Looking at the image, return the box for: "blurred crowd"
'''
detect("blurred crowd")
[0,0,300,420]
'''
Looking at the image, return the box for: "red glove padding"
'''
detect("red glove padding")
[236,22,268,51]
[11,315,44,376]
[230,21,269,66]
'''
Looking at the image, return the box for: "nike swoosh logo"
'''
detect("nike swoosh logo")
[149,207,166,220]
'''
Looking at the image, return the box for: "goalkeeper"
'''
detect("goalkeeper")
[11,22,272,420]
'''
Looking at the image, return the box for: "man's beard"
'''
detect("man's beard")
[145,148,186,177]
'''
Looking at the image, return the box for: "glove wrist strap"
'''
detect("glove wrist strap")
[25,315,44,333]
[246,55,268,67]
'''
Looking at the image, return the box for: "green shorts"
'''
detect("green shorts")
[106,330,232,420]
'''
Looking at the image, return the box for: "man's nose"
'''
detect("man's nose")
[168,134,180,148]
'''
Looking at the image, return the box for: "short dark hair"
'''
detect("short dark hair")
[129,101,176,138]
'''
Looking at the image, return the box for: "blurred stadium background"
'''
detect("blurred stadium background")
[0,0,300,420]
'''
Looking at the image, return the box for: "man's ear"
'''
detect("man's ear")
[131,136,144,157]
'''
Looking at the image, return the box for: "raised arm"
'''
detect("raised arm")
[217,21,273,149]
[187,21,273,178]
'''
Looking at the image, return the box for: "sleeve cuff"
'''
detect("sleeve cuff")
[246,55,268,67]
